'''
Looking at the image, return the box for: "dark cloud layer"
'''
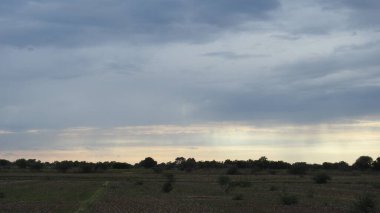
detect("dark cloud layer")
[0,0,280,46]
[1,0,380,133]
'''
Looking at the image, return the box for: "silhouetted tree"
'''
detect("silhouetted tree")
[175,157,186,166]
[257,156,269,169]
[79,161,94,173]
[139,157,157,169]
[27,159,43,171]
[183,158,197,172]
[54,161,72,173]
[373,157,380,171]
[336,161,350,170]
[288,162,308,175]
[313,173,332,184]
[14,159,27,169]
[353,156,373,170]
[111,161,132,169]
[0,159,11,169]
[323,161,350,170]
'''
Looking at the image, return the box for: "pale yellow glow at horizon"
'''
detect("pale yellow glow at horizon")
[1,120,380,163]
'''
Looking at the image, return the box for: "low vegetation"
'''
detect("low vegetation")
[351,193,377,213]
[313,173,332,184]
[281,193,298,205]
[2,155,380,172]
[0,155,379,212]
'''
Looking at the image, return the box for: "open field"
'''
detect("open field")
[1,169,380,212]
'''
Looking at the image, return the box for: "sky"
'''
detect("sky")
[1,0,380,163]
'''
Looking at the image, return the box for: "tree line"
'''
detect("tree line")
[0,155,379,173]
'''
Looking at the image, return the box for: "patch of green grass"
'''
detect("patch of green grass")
[75,181,109,213]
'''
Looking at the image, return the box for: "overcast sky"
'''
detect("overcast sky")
[1,0,380,163]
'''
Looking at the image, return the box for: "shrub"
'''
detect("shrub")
[139,157,157,169]
[353,156,373,170]
[135,181,143,186]
[288,162,308,176]
[14,159,27,169]
[0,192,4,199]
[162,182,173,193]
[232,194,243,200]
[269,185,278,191]
[351,193,377,213]
[373,157,380,171]
[218,176,231,193]
[0,159,11,169]
[281,194,298,205]
[226,166,239,175]
[29,160,44,171]
[313,173,332,184]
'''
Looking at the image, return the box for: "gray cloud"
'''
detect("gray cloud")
[0,0,280,47]
[321,0,380,30]
[203,51,255,60]
[0,0,380,133]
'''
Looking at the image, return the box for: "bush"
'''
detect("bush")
[288,162,308,176]
[351,193,377,213]
[29,160,44,171]
[54,161,72,173]
[162,182,173,193]
[353,156,373,170]
[218,176,231,193]
[139,157,157,169]
[281,194,298,205]
[373,157,380,171]
[232,194,243,200]
[313,173,332,184]
[269,185,278,191]
[226,166,239,175]
[135,181,143,185]
[14,159,27,169]
[0,159,11,169]
[0,192,4,199]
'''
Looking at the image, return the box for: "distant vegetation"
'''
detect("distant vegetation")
[0,155,379,173]
[1,155,380,212]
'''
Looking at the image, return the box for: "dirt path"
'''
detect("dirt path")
[75,181,109,213]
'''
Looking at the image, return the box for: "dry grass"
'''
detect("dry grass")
[0,169,379,212]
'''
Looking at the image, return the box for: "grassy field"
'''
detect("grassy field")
[1,169,379,212]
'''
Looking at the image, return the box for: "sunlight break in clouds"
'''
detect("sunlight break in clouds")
[1,121,380,163]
